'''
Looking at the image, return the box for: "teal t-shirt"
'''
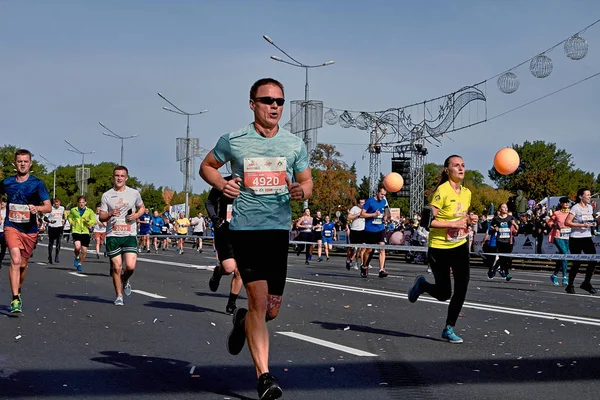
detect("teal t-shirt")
[212,123,309,231]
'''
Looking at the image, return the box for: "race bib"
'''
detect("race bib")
[560,228,571,240]
[446,228,469,242]
[324,230,332,237]
[373,215,383,225]
[243,157,287,195]
[8,204,30,223]
[226,204,233,223]
[52,211,63,219]
[113,217,131,233]
[498,227,511,239]
[581,214,595,225]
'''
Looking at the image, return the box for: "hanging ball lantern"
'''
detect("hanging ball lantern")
[324,108,338,125]
[530,54,553,78]
[354,113,370,130]
[339,111,354,128]
[497,72,519,94]
[564,34,588,60]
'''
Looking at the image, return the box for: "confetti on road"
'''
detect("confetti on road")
[343,326,350,331]
[15,335,21,340]
[504,329,510,335]
[153,318,158,323]
[211,322,216,326]
[330,367,335,372]
[343,305,350,309]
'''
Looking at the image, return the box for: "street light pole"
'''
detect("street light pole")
[64,140,95,196]
[158,92,208,217]
[263,34,334,152]
[99,122,138,166]
[263,35,334,208]
[38,154,58,199]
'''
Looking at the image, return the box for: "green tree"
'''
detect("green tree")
[357,176,370,200]
[140,183,167,212]
[309,144,357,217]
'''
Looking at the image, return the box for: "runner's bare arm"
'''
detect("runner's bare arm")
[287,167,312,201]
[31,199,51,214]
[200,151,241,199]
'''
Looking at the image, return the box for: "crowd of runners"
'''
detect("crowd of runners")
[1,78,597,400]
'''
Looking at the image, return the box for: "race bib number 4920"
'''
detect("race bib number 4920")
[244,157,287,195]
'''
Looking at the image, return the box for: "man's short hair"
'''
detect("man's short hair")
[250,78,284,100]
[53,198,61,203]
[113,165,129,176]
[15,149,32,160]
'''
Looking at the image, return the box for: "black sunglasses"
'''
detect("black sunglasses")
[253,96,285,106]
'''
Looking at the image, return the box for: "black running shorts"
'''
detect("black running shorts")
[214,222,234,263]
[364,230,385,245]
[230,229,289,296]
[71,233,91,247]
[349,230,364,244]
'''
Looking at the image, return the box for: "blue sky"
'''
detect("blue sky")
[1,0,599,196]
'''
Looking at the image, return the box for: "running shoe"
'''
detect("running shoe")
[96,253,100,259]
[441,326,463,344]
[345,261,351,271]
[227,307,248,355]
[318,257,323,262]
[305,260,310,265]
[209,267,222,292]
[498,269,506,278]
[114,296,124,306]
[226,302,237,315]
[505,273,512,282]
[562,276,568,286]
[73,257,80,267]
[123,281,132,296]
[146,248,151,253]
[360,264,368,278]
[10,299,22,313]
[550,274,559,287]
[326,257,329,261]
[76,263,82,272]
[257,372,283,400]
[487,270,495,280]
[565,285,576,294]
[580,282,598,295]
[408,275,426,303]
[48,257,53,264]
[55,256,60,263]
[378,269,389,278]
[427,267,432,275]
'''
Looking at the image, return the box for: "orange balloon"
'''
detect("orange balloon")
[494,148,520,175]
[383,172,404,192]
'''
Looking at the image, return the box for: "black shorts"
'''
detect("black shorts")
[296,231,313,243]
[151,231,161,236]
[230,229,289,296]
[214,223,234,263]
[48,226,63,241]
[193,231,204,237]
[313,231,323,242]
[350,230,365,244]
[364,230,385,244]
[71,233,91,247]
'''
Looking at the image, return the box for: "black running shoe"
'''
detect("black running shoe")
[48,257,53,264]
[580,282,598,295]
[360,264,368,278]
[378,269,388,278]
[226,302,237,315]
[565,285,576,294]
[257,372,282,400]
[227,307,247,355]
[209,267,222,292]
[345,261,351,271]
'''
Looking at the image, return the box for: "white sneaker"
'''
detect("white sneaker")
[114,296,124,306]
[123,281,132,297]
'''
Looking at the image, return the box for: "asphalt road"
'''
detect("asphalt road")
[1,240,599,399]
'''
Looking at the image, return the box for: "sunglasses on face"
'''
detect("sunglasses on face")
[253,96,285,106]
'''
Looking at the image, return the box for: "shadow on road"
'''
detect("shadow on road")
[312,320,444,342]
[56,294,114,304]
[144,300,229,315]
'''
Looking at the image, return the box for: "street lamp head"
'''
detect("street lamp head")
[270,55,283,62]
[323,60,335,66]
[263,35,274,44]
[162,106,173,111]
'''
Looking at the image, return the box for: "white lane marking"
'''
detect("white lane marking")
[68,272,87,277]
[277,331,377,357]
[509,278,544,283]
[540,290,600,300]
[286,278,600,327]
[36,262,47,266]
[131,290,166,299]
